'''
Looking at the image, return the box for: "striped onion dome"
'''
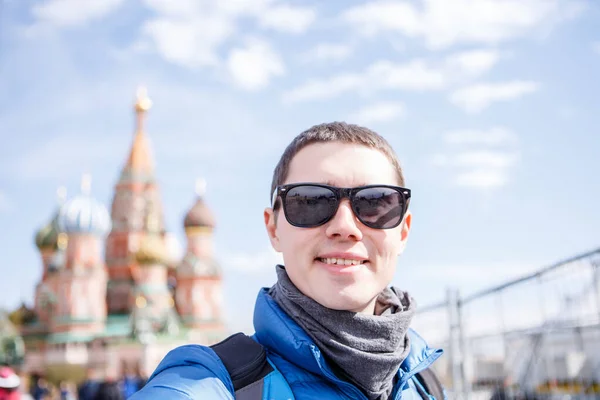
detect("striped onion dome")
[35,216,60,250]
[34,187,66,250]
[56,174,111,235]
[136,234,169,265]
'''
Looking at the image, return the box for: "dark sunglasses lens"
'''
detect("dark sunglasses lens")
[353,187,404,228]
[284,186,337,227]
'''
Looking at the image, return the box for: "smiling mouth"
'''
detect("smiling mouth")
[316,257,367,266]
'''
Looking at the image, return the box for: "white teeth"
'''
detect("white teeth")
[320,258,364,266]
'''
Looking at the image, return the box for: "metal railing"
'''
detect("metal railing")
[412,247,600,400]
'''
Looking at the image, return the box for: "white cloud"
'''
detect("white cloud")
[283,59,446,103]
[140,15,235,68]
[445,49,501,76]
[372,60,447,90]
[449,81,539,113]
[282,74,363,103]
[227,39,285,90]
[444,127,518,146]
[141,0,275,17]
[31,0,125,27]
[432,150,519,188]
[258,5,316,34]
[137,0,315,70]
[342,1,421,37]
[353,101,406,124]
[284,51,506,104]
[302,43,354,63]
[212,0,276,16]
[341,0,585,50]
[432,127,520,189]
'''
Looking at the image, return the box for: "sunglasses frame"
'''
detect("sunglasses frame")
[271,182,411,229]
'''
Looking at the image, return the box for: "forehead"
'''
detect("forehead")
[285,142,399,187]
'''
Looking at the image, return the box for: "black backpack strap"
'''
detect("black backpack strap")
[416,368,445,400]
[210,333,274,400]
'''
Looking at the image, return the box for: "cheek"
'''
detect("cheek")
[278,226,314,256]
[372,230,403,259]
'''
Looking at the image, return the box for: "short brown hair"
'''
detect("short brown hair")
[270,122,405,205]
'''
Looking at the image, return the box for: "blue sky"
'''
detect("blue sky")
[0,0,599,333]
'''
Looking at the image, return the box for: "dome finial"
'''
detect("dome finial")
[184,179,215,230]
[195,178,207,198]
[134,86,152,133]
[81,173,91,195]
[56,186,67,205]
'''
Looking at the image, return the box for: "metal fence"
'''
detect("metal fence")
[412,247,600,400]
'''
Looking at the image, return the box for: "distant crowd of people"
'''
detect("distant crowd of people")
[0,366,146,400]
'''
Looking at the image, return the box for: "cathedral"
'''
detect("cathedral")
[21,88,227,381]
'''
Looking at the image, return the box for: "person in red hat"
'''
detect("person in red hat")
[0,366,21,400]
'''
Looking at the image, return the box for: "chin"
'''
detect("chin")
[315,291,373,312]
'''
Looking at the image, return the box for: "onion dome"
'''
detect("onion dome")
[184,179,215,230]
[35,218,59,250]
[34,187,66,250]
[135,234,170,265]
[56,174,111,235]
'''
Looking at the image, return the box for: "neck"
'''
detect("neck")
[349,298,377,315]
[270,265,415,400]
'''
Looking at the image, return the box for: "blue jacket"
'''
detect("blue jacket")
[131,289,444,400]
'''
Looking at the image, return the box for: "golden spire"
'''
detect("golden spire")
[134,86,152,133]
[124,86,155,174]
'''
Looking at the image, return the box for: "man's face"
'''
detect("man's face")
[264,142,411,314]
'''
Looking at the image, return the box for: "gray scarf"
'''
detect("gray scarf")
[269,265,416,400]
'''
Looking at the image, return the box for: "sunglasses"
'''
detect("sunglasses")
[271,183,411,229]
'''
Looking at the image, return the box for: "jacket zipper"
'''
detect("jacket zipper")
[310,345,368,400]
[393,349,443,400]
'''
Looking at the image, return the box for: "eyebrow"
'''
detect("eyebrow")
[321,180,370,187]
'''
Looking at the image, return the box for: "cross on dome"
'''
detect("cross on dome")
[134,86,152,134]
[135,86,152,113]
[195,178,207,198]
[81,173,92,195]
[56,186,67,205]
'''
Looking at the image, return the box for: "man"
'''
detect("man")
[77,369,100,400]
[131,122,444,399]
[0,366,21,400]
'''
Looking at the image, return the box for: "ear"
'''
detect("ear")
[398,211,412,255]
[264,207,281,252]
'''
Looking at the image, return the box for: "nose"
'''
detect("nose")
[325,199,363,241]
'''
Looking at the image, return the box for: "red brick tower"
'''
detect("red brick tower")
[105,88,167,314]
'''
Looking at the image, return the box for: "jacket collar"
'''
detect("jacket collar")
[253,288,442,380]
